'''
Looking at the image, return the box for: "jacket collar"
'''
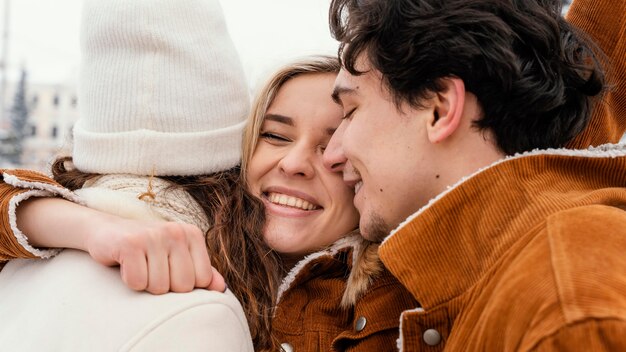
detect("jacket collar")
[277,234,383,308]
[379,143,626,309]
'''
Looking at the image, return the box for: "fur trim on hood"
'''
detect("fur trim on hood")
[276,234,384,308]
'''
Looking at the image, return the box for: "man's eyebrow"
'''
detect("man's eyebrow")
[264,114,294,126]
[331,85,357,105]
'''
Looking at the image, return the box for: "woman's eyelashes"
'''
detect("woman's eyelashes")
[260,131,291,143]
[260,131,330,159]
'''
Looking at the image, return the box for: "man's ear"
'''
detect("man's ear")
[426,78,465,144]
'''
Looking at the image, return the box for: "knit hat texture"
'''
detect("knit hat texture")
[73,0,250,176]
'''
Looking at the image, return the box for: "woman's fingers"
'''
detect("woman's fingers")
[168,241,196,293]
[88,218,224,294]
[119,249,149,292]
[206,266,227,293]
[187,226,214,289]
[146,246,171,294]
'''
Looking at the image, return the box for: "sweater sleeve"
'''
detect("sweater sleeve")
[0,169,82,263]
[566,0,626,148]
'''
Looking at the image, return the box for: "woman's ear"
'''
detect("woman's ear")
[426,78,465,144]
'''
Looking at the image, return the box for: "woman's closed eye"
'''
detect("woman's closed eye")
[260,132,291,143]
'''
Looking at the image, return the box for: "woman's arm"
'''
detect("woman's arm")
[15,197,98,250]
[0,169,70,262]
[1,169,225,294]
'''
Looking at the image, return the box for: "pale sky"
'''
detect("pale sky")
[0,0,338,87]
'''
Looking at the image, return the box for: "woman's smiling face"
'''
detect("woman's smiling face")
[246,72,359,259]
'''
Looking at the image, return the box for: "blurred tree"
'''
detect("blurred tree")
[0,69,29,166]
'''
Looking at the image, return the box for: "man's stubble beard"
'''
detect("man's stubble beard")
[362,212,392,243]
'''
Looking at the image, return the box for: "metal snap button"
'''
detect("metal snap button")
[280,342,294,352]
[423,328,442,346]
[355,316,367,332]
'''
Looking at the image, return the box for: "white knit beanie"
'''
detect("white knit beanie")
[72,0,250,176]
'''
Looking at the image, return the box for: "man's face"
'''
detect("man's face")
[325,61,440,242]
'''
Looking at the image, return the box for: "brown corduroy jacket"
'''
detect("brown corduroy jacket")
[382,145,626,351]
[273,235,417,351]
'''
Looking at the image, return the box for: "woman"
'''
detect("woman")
[242,57,417,350]
[0,0,265,350]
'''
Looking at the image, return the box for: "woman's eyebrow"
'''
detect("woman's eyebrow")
[264,114,294,126]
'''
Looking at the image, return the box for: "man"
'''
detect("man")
[324,0,626,350]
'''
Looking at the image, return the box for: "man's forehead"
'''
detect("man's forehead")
[332,69,360,104]
[335,52,373,82]
[332,62,386,104]
[352,51,373,70]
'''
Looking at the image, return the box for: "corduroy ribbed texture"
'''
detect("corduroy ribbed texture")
[381,148,626,351]
[566,0,626,148]
[73,0,250,176]
[272,244,418,351]
[0,170,63,261]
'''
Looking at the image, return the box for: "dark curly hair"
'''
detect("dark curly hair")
[329,0,605,154]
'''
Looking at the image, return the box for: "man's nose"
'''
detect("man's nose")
[323,120,348,173]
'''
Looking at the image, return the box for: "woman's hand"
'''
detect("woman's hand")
[16,197,226,294]
[85,217,226,294]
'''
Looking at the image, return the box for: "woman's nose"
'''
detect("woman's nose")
[278,145,315,178]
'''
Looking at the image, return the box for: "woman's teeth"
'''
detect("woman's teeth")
[267,192,319,210]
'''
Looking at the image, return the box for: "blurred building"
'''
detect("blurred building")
[1,80,78,172]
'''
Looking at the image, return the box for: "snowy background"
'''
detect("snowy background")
[0,0,339,88]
